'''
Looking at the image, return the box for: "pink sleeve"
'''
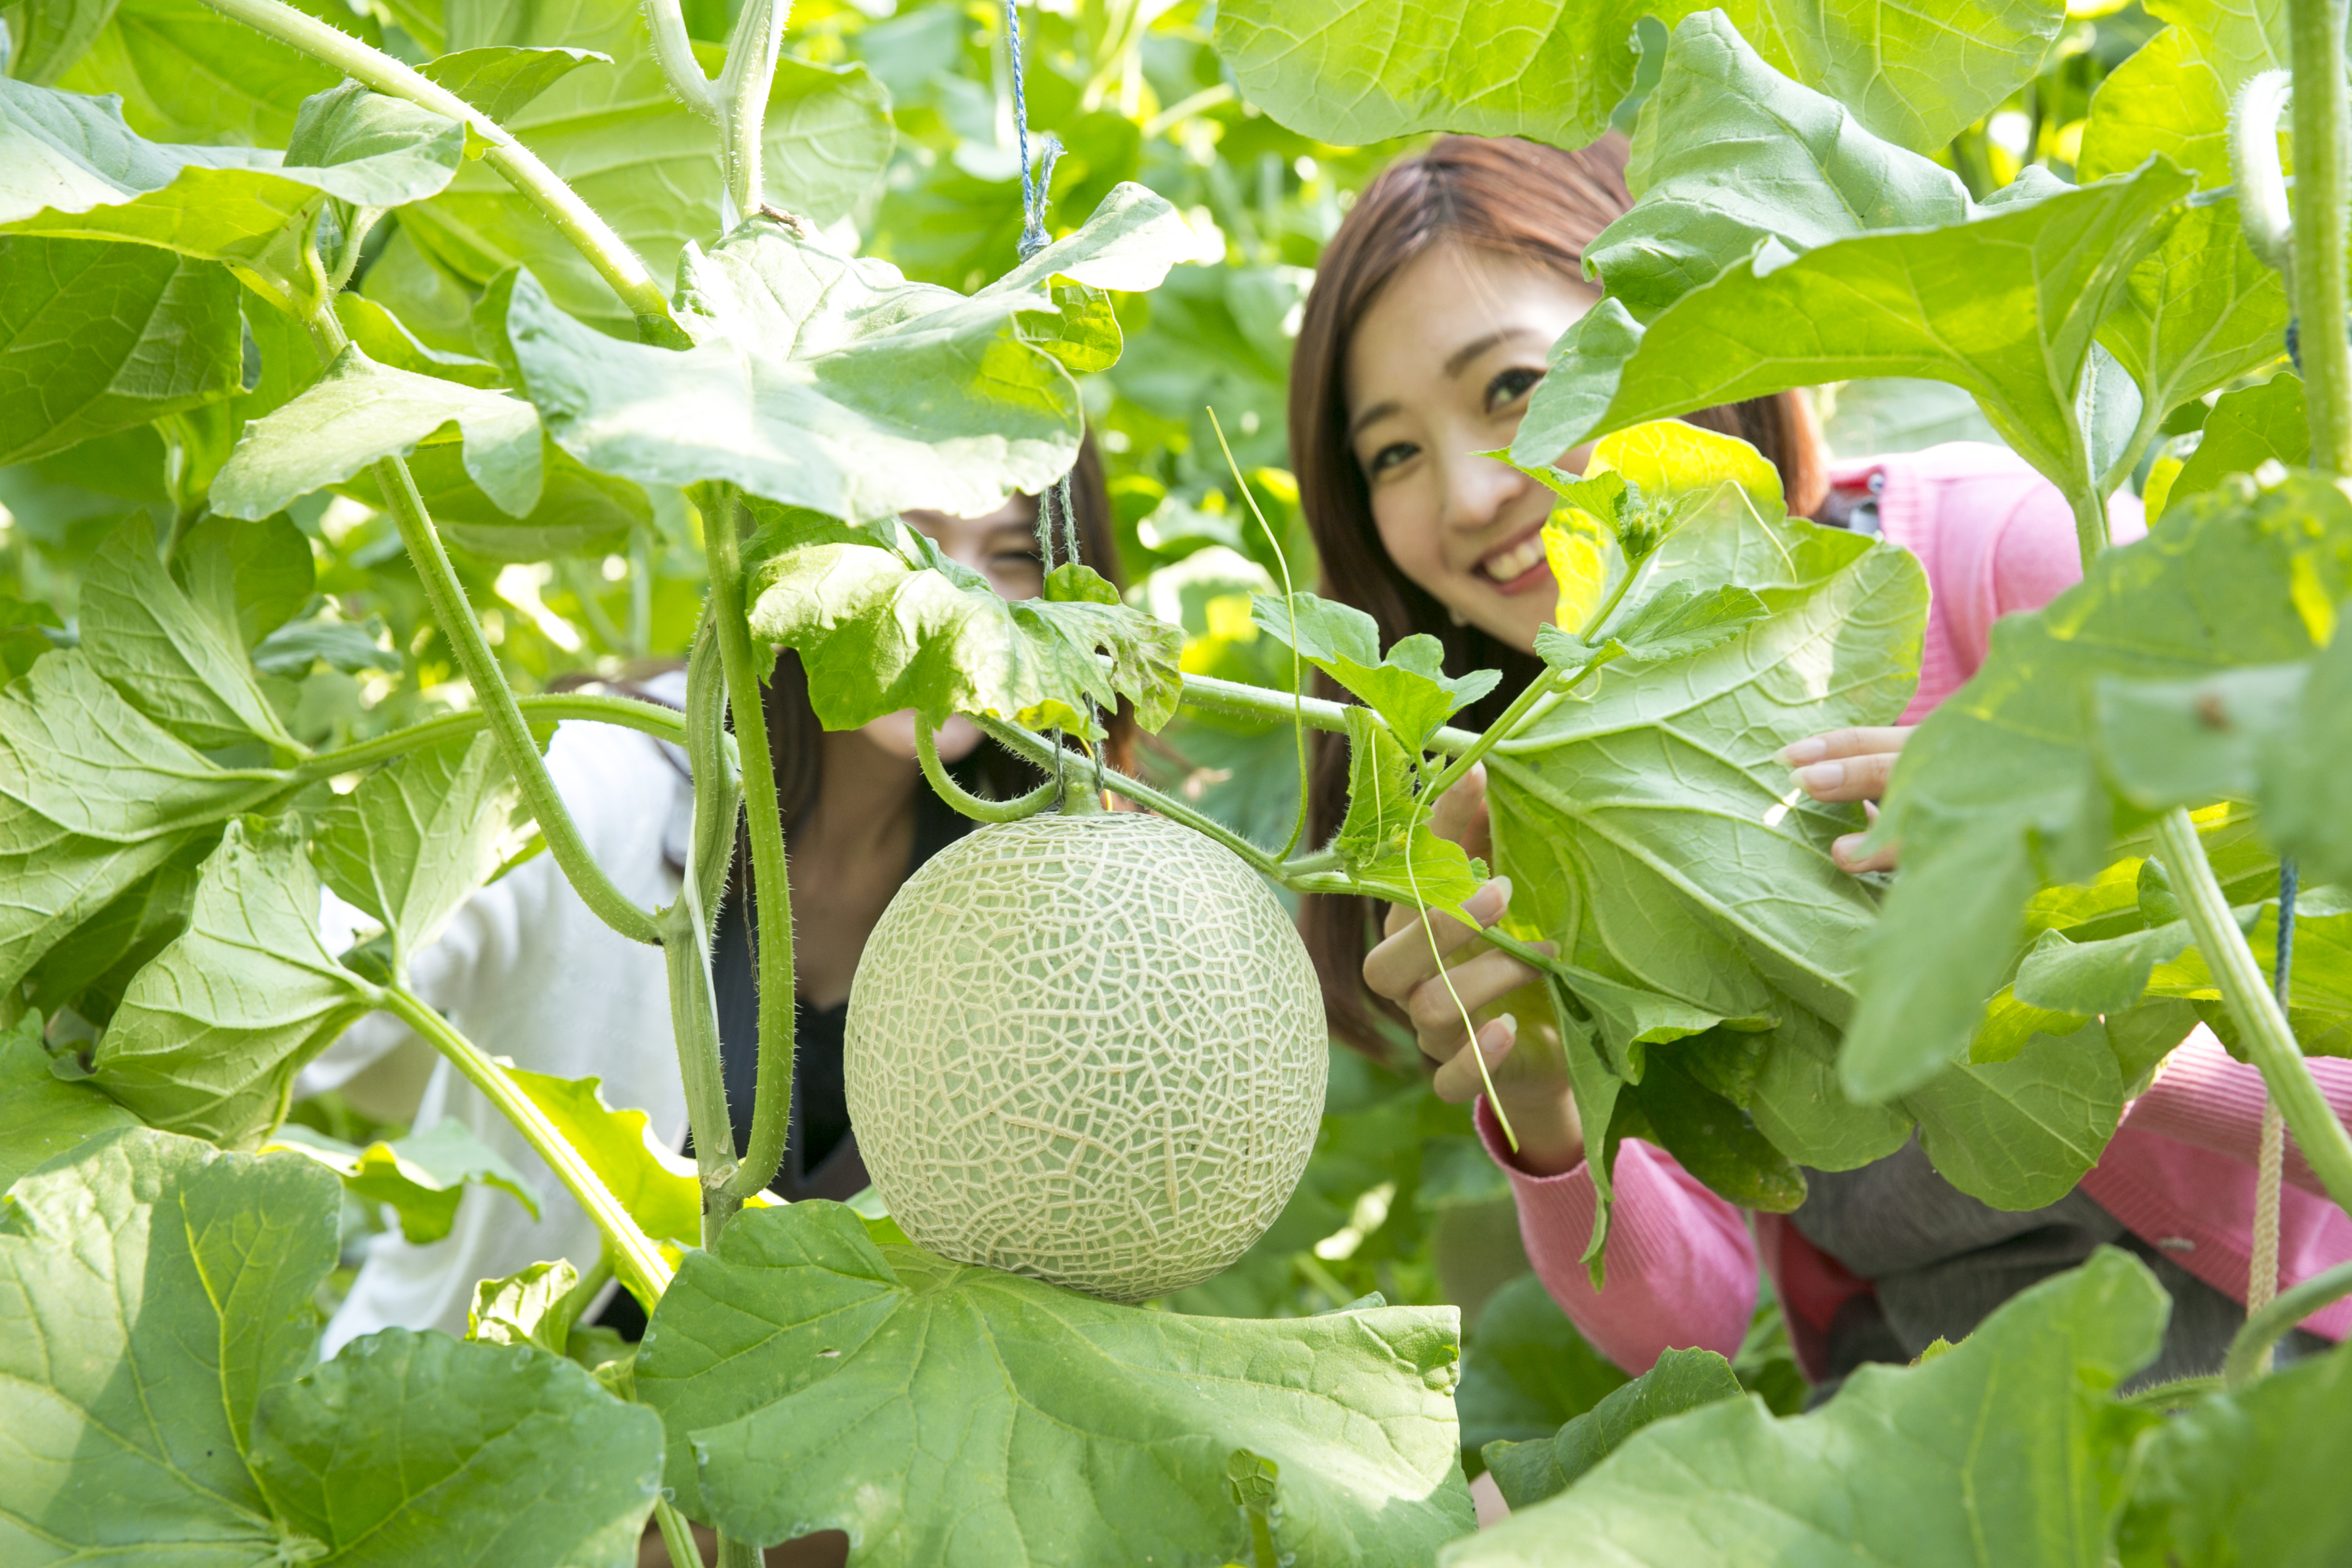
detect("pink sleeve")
[2121,1027,2352,1198]
[1986,480,2146,622]
[1475,1098,1756,1373]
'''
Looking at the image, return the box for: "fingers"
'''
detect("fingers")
[1403,948,1540,1042]
[1833,802,1899,872]
[1371,876,1508,983]
[1432,1017,1517,1104]
[1429,764,1493,860]
[1780,726,1912,803]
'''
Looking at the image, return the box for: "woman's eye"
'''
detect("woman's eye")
[994,550,1044,574]
[1486,366,1545,412]
[1365,440,1419,477]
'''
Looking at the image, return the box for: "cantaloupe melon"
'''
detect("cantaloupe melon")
[844,812,1326,1302]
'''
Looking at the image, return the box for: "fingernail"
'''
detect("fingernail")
[1833,834,1865,861]
[1489,875,1512,911]
[1797,761,1845,791]
[1496,1013,1517,1037]
[1467,881,1505,922]
[1780,736,1828,765]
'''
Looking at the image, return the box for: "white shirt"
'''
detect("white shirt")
[304,689,694,1353]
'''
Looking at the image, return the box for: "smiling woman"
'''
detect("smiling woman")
[1289,133,1820,1046]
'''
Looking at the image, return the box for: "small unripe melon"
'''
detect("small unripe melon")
[844,812,1327,1302]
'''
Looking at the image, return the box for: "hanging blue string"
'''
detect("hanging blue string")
[2277,859,2299,1007]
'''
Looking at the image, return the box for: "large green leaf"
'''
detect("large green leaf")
[337,436,652,560]
[0,650,282,992]
[2170,373,2307,509]
[54,0,340,144]
[749,523,1183,735]
[633,1200,1475,1562]
[2121,1339,2352,1567]
[1444,1248,2165,1567]
[314,731,524,964]
[414,43,610,123]
[0,1127,335,1565]
[496,180,1193,520]
[0,234,242,463]
[381,0,892,335]
[1211,0,2065,158]
[1848,476,2352,1099]
[0,1126,664,1567]
[0,1011,138,1190]
[1591,14,1973,323]
[2076,4,2292,428]
[1512,161,2194,511]
[77,517,298,750]
[0,75,463,286]
[1483,1346,1743,1510]
[213,343,544,520]
[4,0,125,88]
[1455,1274,1627,1457]
[249,1327,664,1567]
[89,818,376,1147]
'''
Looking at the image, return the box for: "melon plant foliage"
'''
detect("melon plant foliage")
[5,0,2352,1563]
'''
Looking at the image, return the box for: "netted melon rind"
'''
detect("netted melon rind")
[844,813,1327,1302]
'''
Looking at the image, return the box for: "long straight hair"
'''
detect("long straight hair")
[1289,134,1827,1053]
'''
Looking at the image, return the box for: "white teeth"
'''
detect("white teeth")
[1480,536,1546,583]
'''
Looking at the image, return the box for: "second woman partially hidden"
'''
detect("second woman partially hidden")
[1296,133,2352,1393]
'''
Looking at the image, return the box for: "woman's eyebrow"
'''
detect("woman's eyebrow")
[1443,326,1543,377]
[1346,398,1401,442]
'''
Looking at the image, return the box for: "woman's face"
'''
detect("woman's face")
[857,495,1046,763]
[1344,241,1600,653]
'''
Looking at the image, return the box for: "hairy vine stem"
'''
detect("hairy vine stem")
[638,0,788,223]
[381,984,672,1305]
[917,724,1060,820]
[2226,1257,2352,1388]
[2153,810,2352,1219]
[663,612,747,1242]
[700,489,799,1205]
[289,692,696,779]
[198,0,686,344]
[371,446,666,946]
[2290,0,2352,470]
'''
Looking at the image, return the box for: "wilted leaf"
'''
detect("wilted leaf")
[750,526,1182,736]
[468,1258,582,1353]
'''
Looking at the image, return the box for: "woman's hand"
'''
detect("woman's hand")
[1781,726,1911,874]
[1359,767,1584,1173]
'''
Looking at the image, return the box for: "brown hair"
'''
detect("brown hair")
[1289,134,1826,1053]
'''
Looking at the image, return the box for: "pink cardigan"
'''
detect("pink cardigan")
[1481,442,2352,1377]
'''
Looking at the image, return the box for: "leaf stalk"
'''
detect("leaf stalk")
[382,984,672,1304]
[196,0,685,344]
[2290,0,2352,470]
[700,488,799,1204]
[2152,809,2352,1219]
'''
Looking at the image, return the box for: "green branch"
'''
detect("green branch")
[1174,670,1482,755]
[383,984,672,1305]
[2154,809,2352,1218]
[370,446,663,946]
[197,0,685,345]
[661,610,746,1239]
[290,693,694,780]
[2291,0,2352,470]
[701,490,798,1205]
[2227,1257,2352,1388]
[917,725,1059,821]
